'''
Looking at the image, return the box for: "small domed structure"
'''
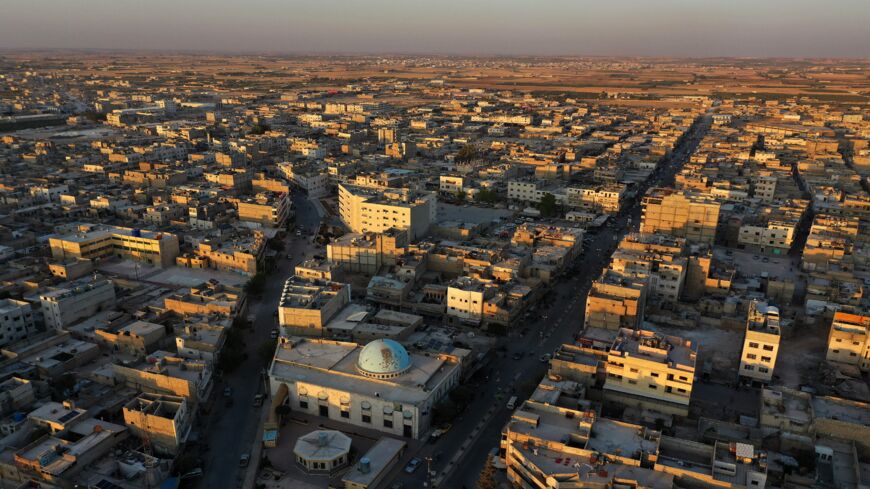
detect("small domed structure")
[357,339,411,379]
[293,429,351,473]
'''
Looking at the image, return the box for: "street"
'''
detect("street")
[387,114,712,489]
[192,192,321,489]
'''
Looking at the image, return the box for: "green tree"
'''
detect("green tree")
[455,189,466,202]
[258,340,277,365]
[244,272,267,297]
[477,187,500,204]
[456,143,478,163]
[249,124,270,135]
[538,192,558,217]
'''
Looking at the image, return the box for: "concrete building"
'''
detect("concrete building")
[49,224,180,268]
[268,338,462,440]
[0,299,35,348]
[584,270,647,330]
[39,277,116,330]
[278,276,351,337]
[604,328,697,416]
[341,437,406,489]
[236,192,291,228]
[338,184,435,240]
[566,184,626,214]
[327,229,408,275]
[825,311,870,371]
[739,300,781,383]
[641,188,720,244]
[446,277,490,325]
[112,351,213,404]
[292,430,351,474]
[123,393,192,456]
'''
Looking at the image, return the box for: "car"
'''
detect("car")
[404,457,422,474]
[270,329,279,339]
[539,353,552,363]
[286,253,293,259]
[223,387,232,397]
[390,483,405,489]
[761,257,770,263]
[296,230,302,237]
[512,352,523,361]
[253,394,264,407]
[239,453,250,467]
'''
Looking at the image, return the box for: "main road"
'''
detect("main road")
[192,192,321,489]
[387,114,712,489]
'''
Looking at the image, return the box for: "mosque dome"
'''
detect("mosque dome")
[357,339,411,379]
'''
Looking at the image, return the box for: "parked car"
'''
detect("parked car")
[223,387,232,397]
[239,453,250,467]
[253,394,264,407]
[404,457,422,474]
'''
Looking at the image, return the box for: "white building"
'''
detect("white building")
[739,300,781,383]
[446,277,488,325]
[338,184,436,241]
[39,278,116,330]
[269,338,462,439]
[0,299,35,348]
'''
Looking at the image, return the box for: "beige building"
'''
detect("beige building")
[123,393,191,456]
[39,278,116,330]
[584,270,647,330]
[641,188,720,244]
[49,224,180,268]
[278,276,351,336]
[605,328,697,415]
[446,277,490,325]
[338,184,435,240]
[566,184,626,214]
[327,229,408,275]
[236,192,291,228]
[0,299,36,348]
[268,338,461,440]
[825,311,870,371]
[739,301,781,383]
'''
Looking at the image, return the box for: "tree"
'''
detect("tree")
[455,189,466,202]
[476,459,497,489]
[456,144,478,163]
[249,124,270,135]
[245,272,267,297]
[477,187,500,204]
[538,192,558,217]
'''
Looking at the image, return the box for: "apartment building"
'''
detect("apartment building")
[123,393,192,456]
[605,328,697,415]
[338,184,435,240]
[825,312,870,371]
[39,278,116,330]
[112,351,213,403]
[439,175,464,195]
[49,224,180,268]
[0,299,35,348]
[641,188,720,244]
[736,200,807,256]
[566,184,626,214]
[326,229,408,275]
[278,276,351,336]
[739,300,781,383]
[446,277,490,325]
[584,270,647,330]
[507,180,565,204]
[236,192,291,228]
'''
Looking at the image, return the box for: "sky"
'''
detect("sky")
[1,0,868,58]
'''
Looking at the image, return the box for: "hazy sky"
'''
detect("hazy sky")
[1,0,868,57]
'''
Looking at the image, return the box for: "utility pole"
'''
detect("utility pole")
[425,456,433,488]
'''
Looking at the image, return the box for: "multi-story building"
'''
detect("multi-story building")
[278,276,351,336]
[0,299,35,348]
[123,393,192,456]
[566,184,626,214]
[736,200,807,256]
[236,192,291,228]
[446,277,490,325]
[605,328,697,415]
[39,278,116,330]
[641,188,720,244]
[268,338,461,440]
[49,224,180,268]
[439,175,465,195]
[584,270,647,330]
[825,311,870,371]
[338,184,435,240]
[326,229,408,275]
[739,300,781,383]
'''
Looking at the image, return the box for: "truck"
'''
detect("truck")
[506,396,518,410]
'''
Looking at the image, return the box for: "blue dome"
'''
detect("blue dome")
[357,339,411,378]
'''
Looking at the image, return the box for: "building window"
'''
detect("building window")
[763,345,774,351]
[299,400,308,409]
[362,414,371,424]
[749,342,759,348]
[747,353,757,360]
[340,409,349,419]
[384,419,393,428]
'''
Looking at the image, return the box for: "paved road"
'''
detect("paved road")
[193,192,321,489]
[387,114,712,489]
